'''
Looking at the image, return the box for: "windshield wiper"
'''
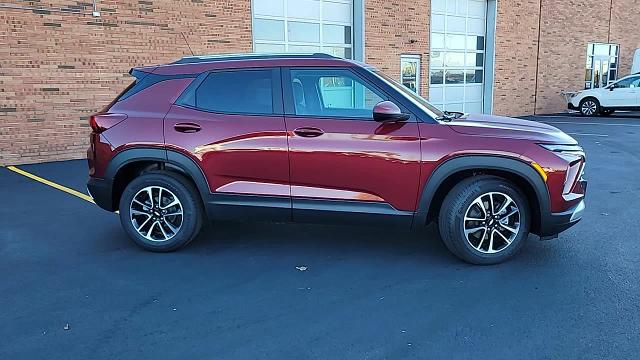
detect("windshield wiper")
[438,111,466,122]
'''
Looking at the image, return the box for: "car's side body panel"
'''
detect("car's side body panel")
[285,117,422,213]
[87,54,586,241]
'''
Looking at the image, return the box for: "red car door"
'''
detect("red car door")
[164,68,291,221]
[283,68,421,226]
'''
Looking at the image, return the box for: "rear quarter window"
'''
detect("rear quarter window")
[193,69,276,115]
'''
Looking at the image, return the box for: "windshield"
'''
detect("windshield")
[370,70,446,120]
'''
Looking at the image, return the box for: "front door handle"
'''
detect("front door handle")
[174,123,201,133]
[293,127,324,138]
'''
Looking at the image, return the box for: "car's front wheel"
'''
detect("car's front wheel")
[438,176,530,265]
[119,171,203,252]
[579,98,600,116]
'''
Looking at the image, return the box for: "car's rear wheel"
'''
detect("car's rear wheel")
[119,171,203,252]
[438,176,530,265]
[579,98,600,116]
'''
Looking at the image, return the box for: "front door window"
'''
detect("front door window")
[290,69,385,118]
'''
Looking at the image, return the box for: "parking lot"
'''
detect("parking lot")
[1,114,639,359]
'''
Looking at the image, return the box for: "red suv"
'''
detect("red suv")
[87,53,586,264]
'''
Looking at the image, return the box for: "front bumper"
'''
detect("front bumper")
[567,102,580,111]
[87,177,115,212]
[539,199,585,237]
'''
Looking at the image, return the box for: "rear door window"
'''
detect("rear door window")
[194,69,277,115]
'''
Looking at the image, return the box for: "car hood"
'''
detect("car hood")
[446,114,577,144]
[576,88,606,97]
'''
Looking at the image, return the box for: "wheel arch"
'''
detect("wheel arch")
[415,155,550,235]
[105,148,211,213]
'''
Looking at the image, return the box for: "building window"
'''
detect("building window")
[252,0,353,59]
[400,55,421,94]
[585,43,619,89]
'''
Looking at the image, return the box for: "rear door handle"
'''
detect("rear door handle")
[174,123,201,133]
[293,127,324,138]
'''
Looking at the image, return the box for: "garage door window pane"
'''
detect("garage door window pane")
[467,53,483,67]
[288,21,320,43]
[254,43,286,53]
[196,70,274,114]
[324,46,352,59]
[431,51,444,67]
[446,34,466,50]
[445,70,465,84]
[465,70,483,83]
[466,35,484,51]
[430,70,444,84]
[287,0,320,19]
[254,19,284,41]
[323,24,351,44]
[323,1,351,22]
[431,33,445,49]
[289,44,321,53]
[445,52,465,67]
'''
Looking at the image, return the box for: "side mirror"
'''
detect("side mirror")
[373,101,410,123]
[609,84,617,91]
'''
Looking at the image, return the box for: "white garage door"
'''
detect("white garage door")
[252,0,353,59]
[429,0,487,114]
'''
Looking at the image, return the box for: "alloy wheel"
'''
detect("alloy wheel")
[463,192,520,254]
[581,100,597,116]
[130,186,183,242]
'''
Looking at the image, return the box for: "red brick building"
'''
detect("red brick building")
[1,0,639,165]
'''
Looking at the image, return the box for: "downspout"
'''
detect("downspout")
[532,0,543,115]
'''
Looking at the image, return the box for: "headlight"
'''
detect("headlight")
[539,143,585,158]
[539,144,586,194]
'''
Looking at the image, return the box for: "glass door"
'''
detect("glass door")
[591,56,611,89]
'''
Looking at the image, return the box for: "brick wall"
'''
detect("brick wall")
[0,0,251,165]
[492,0,541,116]
[364,0,430,99]
[533,0,611,114]
[493,0,640,116]
[610,0,640,75]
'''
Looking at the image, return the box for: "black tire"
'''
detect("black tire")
[579,97,600,116]
[119,171,203,252]
[438,176,530,265]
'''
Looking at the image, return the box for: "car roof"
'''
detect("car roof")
[139,53,375,75]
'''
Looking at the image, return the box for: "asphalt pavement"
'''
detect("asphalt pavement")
[1,114,639,359]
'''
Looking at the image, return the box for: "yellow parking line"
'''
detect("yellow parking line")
[6,165,95,204]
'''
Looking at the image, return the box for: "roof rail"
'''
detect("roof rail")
[173,52,338,64]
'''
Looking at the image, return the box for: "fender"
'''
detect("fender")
[414,155,550,228]
[102,147,212,213]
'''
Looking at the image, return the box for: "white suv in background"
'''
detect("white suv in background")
[568,73,640,116]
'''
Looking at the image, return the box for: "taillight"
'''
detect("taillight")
[89,113,127,133]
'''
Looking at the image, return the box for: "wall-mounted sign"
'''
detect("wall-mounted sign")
[401,54,421,94]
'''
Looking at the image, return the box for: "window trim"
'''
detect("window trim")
[175,67,283,116]
[282,66,417,122]
[611,75,640,89]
